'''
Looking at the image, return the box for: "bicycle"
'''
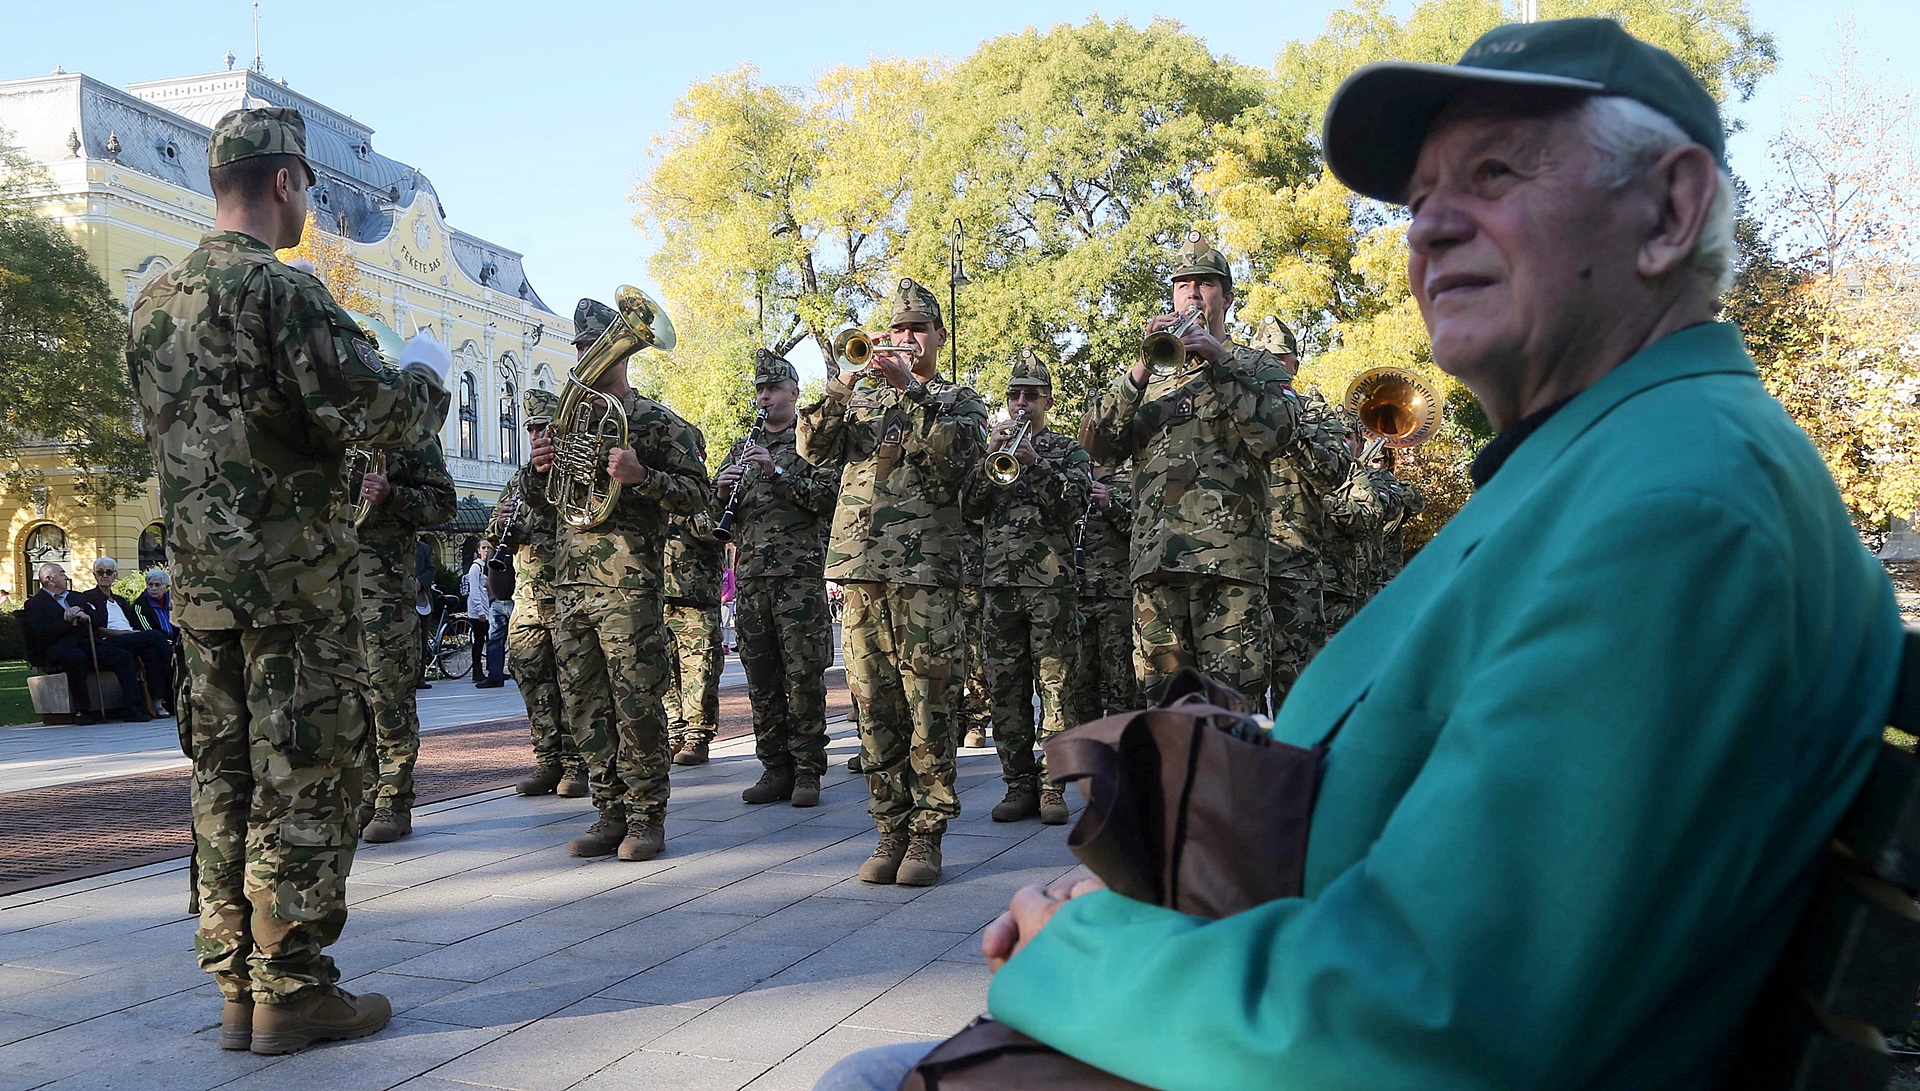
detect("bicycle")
[424,593,476,682]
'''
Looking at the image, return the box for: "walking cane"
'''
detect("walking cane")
[80,613,102,715]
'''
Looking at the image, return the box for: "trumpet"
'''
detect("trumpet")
[831,326,915,381]
[1143,306,1203,377]
[712,406,768,544]
[341,310,405,528]
[984,408,1032,486]
[547,285,676,530]
[1343,366,1441,464]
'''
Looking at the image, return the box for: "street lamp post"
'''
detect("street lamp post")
[947,218,969,384]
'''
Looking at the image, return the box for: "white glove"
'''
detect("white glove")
[398,331,453,385]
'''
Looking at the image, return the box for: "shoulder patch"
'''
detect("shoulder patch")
[352,338,379,369]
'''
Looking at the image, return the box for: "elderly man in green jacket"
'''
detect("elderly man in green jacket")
[817,18,1901,1091]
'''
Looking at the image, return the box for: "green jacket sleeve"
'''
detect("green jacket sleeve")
[797,375,854,468]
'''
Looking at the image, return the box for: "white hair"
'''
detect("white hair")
[94,556,119,573]
[1575,95,1736,296]
[145,569,171,585]
[37,562,63,580]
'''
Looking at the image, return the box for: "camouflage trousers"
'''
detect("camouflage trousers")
[1133,575,1269,708]
[1070,593,1140,726]
[959,587,991,740]
[841,581,964,836]
[507,597,582,775]
[983,586,1078,789]
[1267,574,1328,716]
[664,601,722,746]
[179,622,368,1004]
[555,586,672,824]
[358,590,422,812]
[737,577,833,775]
[1323,589,1365,637]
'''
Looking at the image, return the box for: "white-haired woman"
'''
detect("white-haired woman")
[133,568,179,649]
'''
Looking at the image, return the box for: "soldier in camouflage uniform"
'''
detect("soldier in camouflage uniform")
[353,437,456,844]
[491,388,589,799]
[1081,230,1305,708]
[127,107,449,1053]
[1251,317,1354,714]
[1367,448,1427,591]
[964,351,1092,826]
[721,351,841,807]
[662,500,724,768]
[1320,416,1385,633]
[798,277,988,887]
[526,298,710,863]
[1069,461,1140,726]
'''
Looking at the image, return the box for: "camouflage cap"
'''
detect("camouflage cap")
[1169,228,1233,291]
[574,298,617,346]
[1008,347,1052,389]
[889,277,943,328]
[208,107,313,175]
[753,348,798,385]
[1256,315,1299,356]
[522,387,560,426]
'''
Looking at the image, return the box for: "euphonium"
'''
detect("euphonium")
[712,406,768,544]
[341,310,406,528]
[1343,366,1441,462]
[547,285,676,530]
[985,408,1032,486]
[1142,306,1203,377]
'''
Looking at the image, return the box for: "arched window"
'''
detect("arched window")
[22,523,72,583]
[138,523,167,571]
[458,373,478,459]
[499,380,519,464]
[533,363,556,393]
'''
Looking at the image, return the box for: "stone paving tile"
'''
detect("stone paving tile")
[405,948,641,1029]
[337,969,476,1016]
[213,1016,511,1091]
[741,1024,935,1091]
[843,956,991,1036]
[572,1048,770,1091]
[0,1008,63,1049]
[343,893,556,946]
[427,995,706,1091]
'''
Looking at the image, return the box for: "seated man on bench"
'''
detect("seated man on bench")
[82,556,175,716]
[23,562,149,724]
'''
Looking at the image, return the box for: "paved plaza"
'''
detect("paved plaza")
[0,707,1076,1090]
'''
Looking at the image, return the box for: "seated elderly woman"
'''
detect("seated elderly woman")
[134,569,178,648]
[818,18,1899,1091]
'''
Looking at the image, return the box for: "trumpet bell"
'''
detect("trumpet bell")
[1344,367,1441,448]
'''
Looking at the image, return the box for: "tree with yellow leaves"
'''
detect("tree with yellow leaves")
[276,210,374,314]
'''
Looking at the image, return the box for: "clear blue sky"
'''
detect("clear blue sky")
[3,0,1914,320]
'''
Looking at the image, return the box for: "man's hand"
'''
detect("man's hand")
[63,606,90,625]
[529,433,556,473]
[872,343,915,391]
[607,445,649,486]
[742,443,776,474]
[1014,432,1038,467]
[1180,320,1229,365]
[983,874,1107,973]
[1090,480,1112,508]
[715,460,749,499]
[360,472,393,507]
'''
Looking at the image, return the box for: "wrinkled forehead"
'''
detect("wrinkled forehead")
[1412,87,1589,180]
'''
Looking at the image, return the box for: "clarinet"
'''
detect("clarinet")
[713,407,768,544]
[1073,495,1093,574]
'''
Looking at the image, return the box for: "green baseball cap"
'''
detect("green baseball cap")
[890,277,943,327]
[208,106,313,177]
[1008,348,1052,389]
[574,298,617,346]
[1323,17,1725,204]
[753,348,798,385]
[1169,228,1233,289]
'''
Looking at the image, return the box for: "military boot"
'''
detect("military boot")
[1038,786,1070,826]
[896,834,944,887]
[248,987,392,1055]
[846,753,864,774]
[617,817,665,862]
[361,806,412,843]
[668,736,691,762]
[791,772,821,808]
[220,998,253,1051]
[568,814,628,857]
[858,829,911,884]
[741,765,794,804]
[556,766,590,798]
[674,737,710,766]
[516,766,563,796]
[990,782,1040,823]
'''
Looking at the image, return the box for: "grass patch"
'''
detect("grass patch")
[0,660,36,727]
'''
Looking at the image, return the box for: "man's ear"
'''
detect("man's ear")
[1639,144,1718,280]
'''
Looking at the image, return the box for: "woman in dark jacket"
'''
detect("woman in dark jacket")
[133,569,178,647]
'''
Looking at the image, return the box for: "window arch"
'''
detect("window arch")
[499,380,519,464]
[533,363,556,393]
[21,523,72,585]
[458,373,478,460]
[138,523,167,572]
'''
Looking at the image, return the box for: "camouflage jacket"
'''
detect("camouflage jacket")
[798,372,989,588]
[523,388,710,593]
[1323,458,1386,600]
[961,428,1092,591]
[1367,466,1427,587]
[491,464,559,604]
[127,230,449,629]
[1267,388,1353,583]
[1080,342,1301,586]
[663,513,723,606]
[716,425,838,583]
[1077,466,1135,601]
[353,438,457,596]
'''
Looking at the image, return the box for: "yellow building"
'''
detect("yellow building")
[0,65,576,595]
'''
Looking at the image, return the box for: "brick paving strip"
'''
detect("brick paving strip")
[0,670,850,897]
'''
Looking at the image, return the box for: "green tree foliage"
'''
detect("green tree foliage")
[0,126,147,506]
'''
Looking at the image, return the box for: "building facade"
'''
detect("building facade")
[0,66,574,595]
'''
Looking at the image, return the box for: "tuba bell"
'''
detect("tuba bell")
[546,285,676,530]
[342,310,406,527]
[1343,366,1442,462]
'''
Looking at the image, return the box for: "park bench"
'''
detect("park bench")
[1721,626,1920,1089]
[12,610,129,723]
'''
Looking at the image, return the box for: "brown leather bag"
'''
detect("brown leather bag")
[901,670,1333,1090]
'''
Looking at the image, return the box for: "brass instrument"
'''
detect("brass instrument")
[984,408,1032,486]
[1343,366,1442,462]
[712,405,768,544]
[831,325,915,382]
[342,310,406,527]
[547,285,676,530]
[1143,306,1203,377]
